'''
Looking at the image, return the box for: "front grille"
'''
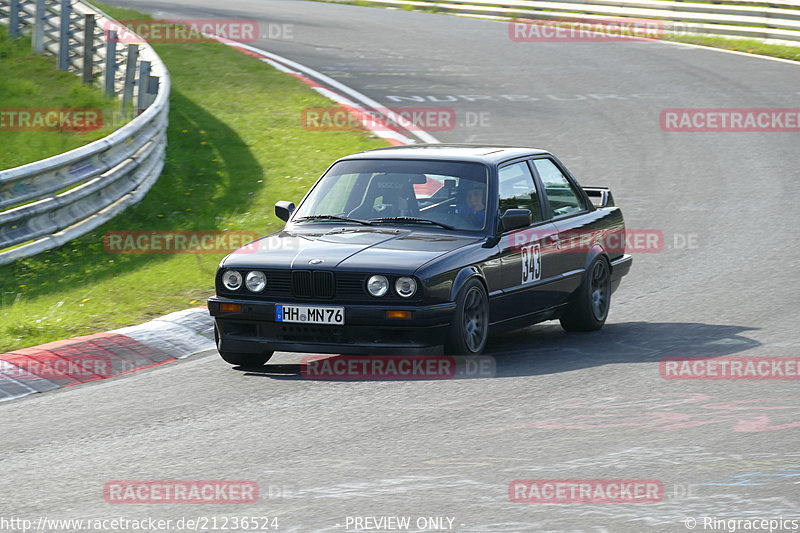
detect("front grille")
[337,273,367,298]
[313,271,334,298]
[292,270,334,298]
[268,271,292,294]
[292,270,313,298]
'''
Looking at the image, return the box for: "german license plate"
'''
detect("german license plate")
[275,304,344,325]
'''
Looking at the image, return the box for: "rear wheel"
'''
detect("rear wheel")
[214,325,273,367]
[445,278,489,355]
[559,256,611,332]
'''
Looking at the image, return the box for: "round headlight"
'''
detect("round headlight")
[395,276,417,298]
[367,275,389,297]
[245,271,267,292]
[222,270,243,291]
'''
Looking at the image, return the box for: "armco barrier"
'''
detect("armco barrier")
[345,0,800,43]
[0,0,169,265]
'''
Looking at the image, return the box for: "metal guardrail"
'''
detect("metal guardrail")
[0,0,169,265]
[354,0,800,42]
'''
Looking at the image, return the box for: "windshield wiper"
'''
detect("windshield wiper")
[370,216,455,230]
[294,215,373,226]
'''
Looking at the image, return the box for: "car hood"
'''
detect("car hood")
[222,226,482,273]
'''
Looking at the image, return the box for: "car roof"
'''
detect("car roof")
[337,144,552,165]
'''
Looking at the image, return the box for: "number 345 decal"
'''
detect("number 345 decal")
[521,243,541,284]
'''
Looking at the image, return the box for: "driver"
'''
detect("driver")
[458,182,486,228]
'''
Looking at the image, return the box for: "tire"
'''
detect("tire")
[559,255,611,332]
[445,278,489,355]
[214,325,273,367]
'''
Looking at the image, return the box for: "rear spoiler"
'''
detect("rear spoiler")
[583,187,615,208]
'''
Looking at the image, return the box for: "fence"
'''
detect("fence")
[353,0,800,42]
[0,0,169,265]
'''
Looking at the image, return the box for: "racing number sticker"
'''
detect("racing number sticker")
[521,243,541,284]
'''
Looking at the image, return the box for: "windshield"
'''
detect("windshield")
[292,159,489,231]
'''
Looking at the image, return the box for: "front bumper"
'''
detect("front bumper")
[208,296,455,355]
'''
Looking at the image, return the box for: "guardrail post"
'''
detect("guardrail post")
[104,30,117,96]
[57,0,71,71]
[136,60,151,114]
[143,75,159,110]
[9,0,21,38]
[122,44,139,115]
[33,0,46,53]
[82,13,96,84]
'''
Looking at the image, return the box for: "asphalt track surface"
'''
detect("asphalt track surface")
[2,1,800,532]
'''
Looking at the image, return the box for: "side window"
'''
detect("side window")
[532,159,584,217]
[497,162,542,223]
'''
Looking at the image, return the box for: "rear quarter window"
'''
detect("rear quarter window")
[532,159,584,217]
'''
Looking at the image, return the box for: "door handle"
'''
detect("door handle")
[545,235,560,248]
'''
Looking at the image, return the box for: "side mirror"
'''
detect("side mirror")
[275,201,295,222]
[499,209,531,233]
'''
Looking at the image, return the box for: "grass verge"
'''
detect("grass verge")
[0,4,387,352]
[0,25,120,170]
[662,33,800,62]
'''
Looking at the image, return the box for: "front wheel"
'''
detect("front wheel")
[559,256,611,332]
[215,325,273,367]
[445,278,489,355]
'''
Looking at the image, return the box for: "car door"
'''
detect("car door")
[530,157,594,305]
[495,160,561,321]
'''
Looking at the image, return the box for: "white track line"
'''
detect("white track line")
[224,42,441,144]
[254,54,415,145]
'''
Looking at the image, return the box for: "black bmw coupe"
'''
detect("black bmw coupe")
[208,145,632,365]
